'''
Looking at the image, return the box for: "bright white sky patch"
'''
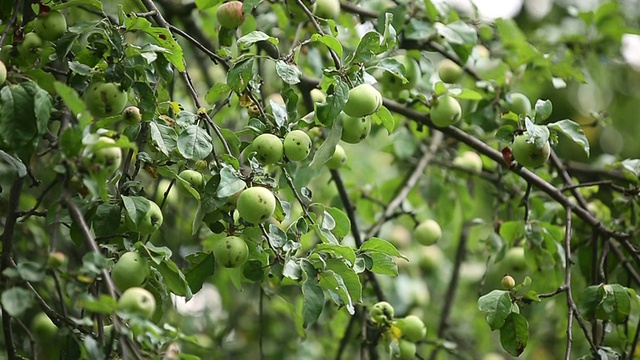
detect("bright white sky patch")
[622,34,640,71]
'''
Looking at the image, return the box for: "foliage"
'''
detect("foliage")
[0,0,639,359]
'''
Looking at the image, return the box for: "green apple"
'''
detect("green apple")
[111,252,150,291]
[430,95,462,127]
[84,82,128,118]
[217,1,246,29]
[511,132,551,168]
[418,245,444,274]
[503,247,526,272]
[284,130,312,161]
[213,236,249,268]
[86,137,122,175]
[125,199,164,235]
[19,32,42,56]
[501,274,516,289]
[414,219,442,246]
[505,93,531,116]
[370,301,394,324]
[310,88,326,103]
[343,83,382,118]
[326,144,347,169]
[437,59,463,83]
[118,287,156,319]
[236,186,276,224]
[47,252,67,268]
[380,55,421,93]
[396,315,427,342]
[31,312,58,342]
[122,106,142,125]
[313,0,340,19]
[33,10,67,41]
[252,133,283,165]
[393,339,417,360]
[453,151,483,173]
[0,60,6,85]
[340,115,371,144]
[178,169,205,193]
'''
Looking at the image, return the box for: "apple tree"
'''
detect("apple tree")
[0,0,639,359]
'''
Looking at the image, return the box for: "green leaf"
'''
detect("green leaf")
[1,287,34,317]
[325,259,362,304]
[204,83,231,105]
[51,0,103,10]
[534,99,553,121]
[478,290,512,330]
[348,31,383,64]
[600,284,631,324]
[372,106,395,134]
[405,18,437,41]
[314,244,356,265]
[578,285,601,321]
[0,150,26,177]
[325,207,351,239]
[524,118,550,149]
[122,196,152,229]
[316,81,348,126]
[311,34,343,59]
[360,237,408,261]
[177,125,213,160]
[309,116,343,170]
[238,31,279,50]
[301,275,324,328]
[126,17,185,72]
[53,82,87,124]
[449,88,483,100]
[149,122,178,156]
[184,252,215,294]
[499,312,529,356]
[227,58,254,93]
[546,119,590,157]
[77,294,118,314]
[366,252,398,276]
[216,166,246,198]
[319,270,355,314]
[152,258,193,300]
[275,60,302,85]
[195,0,220,10]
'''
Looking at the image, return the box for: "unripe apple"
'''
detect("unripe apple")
[396,315,427,342]
[217,1,246,29]
[236,186,276,224]
[125,199,164,235]
[414,219,442,246]
[33,10,67,41]
[437,59,463,83]
[284,130,312,161]
[252,133,283,165]
[118,287,156,319]
[31,312,58,342]
[511,132,551,168]
[505,93,531,116]
[370,301,394,324]
[501,274,516,289]
[0,60,6,85]
[122,106,142,125]
[503,247,526,272]
[86,137,122,175]
[111,252,150,291]
[453,151,483,173]
[340,115,371,144]
[310,88,326,103]
[313,0,340,19]
[393,340,416,360]
[178,169,205,193]
[83,82,128,118]
[213,236,249,268]
[418,245,444,274]
[47,252,67,268]
[380,55,421,92]
[326,144,347,169]
[343,83,382,118]
[19,32,42,55]
[430,95,462,127]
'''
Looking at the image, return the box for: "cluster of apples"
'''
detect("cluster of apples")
[370,301,428,359]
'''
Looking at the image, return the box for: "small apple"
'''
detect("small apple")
[393,339,417,360]
[236,186,277,224]
[47,252,67,269]
[511,132,550,168]
[437,59,463,84]
[380,55,421,93]
[252,133,283,165]
[111,252,150,291]
[501,274,516,289]
[418,245,444,274]
[19,32,42,55]
[213,236,249,268]
[414,219,442,246]
[396,315,427,342]
[343,83,382,118]
[33,10,67,41]
[85,137,122,175]
[0,60,6,85]
[453,151,483,173]
[118,287,156,319]
[122,106,142,125]
[370,301,394,324]
[217,1,246,29]
[503,247,526,272]
[83,82,128,118]
[430,95,462,127]
[125,199,164,235]
[326,144,347,169]
[177,169,205,193]
[310,88,326,104]
[340,115,371,144]
[313,0,340,19]
[505,93,531,116]
[30,312,58,342]
[284,130,312,161]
